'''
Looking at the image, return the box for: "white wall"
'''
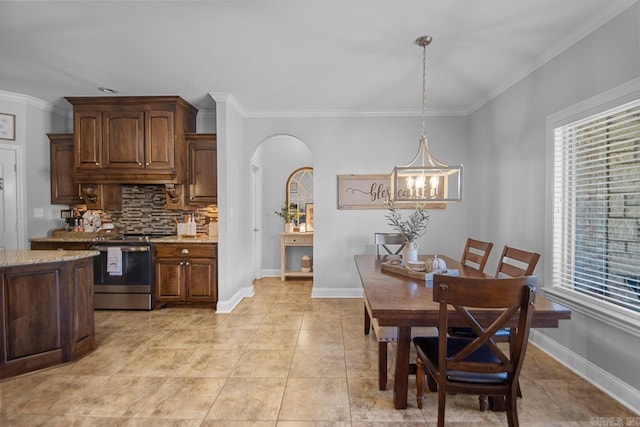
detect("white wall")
[468,2,640,411]
[0,91,70,247]
[242,114,470,297]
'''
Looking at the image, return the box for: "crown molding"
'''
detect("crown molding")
[209,92,246,117]
[0,90,70,117]
[242,107,469,118]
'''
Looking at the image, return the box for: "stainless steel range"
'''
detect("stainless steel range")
[90,234,161,310]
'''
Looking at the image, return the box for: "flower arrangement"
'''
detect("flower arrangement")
[384,200,430,242]
[274,203,297,223]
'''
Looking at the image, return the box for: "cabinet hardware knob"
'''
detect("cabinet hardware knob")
[181,249,189,254]
[146,162,149,166]
[95,162,100,165]
[138,162,142,165]
[185,262,190,266]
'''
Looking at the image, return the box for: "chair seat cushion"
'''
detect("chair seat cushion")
[413,336,507,384]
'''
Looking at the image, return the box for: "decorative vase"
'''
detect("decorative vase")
[285,222,294,233]
[301,255,312,273]
[403,240,419,263]
[426,254,446,272]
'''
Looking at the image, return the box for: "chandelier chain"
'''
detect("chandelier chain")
[421,41,427,141]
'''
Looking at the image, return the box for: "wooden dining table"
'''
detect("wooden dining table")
[354,254,572,409]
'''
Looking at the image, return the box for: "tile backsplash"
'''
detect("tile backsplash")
[101,185,212,235]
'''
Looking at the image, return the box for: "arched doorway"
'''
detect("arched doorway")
[251,134,312,279]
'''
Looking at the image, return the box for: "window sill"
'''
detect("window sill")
[544,287,640,338]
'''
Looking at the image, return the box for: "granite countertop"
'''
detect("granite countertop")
[29,236,99,242]
[151,235,218,244]
[29,234,218,244]
[0,250,99,267]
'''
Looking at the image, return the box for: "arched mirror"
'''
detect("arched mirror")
[286,167,313,227]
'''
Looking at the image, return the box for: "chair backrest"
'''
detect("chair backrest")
[460,238,494,272]
[495,246,541,278]
[375,233,406,256]
[432,275,537,385]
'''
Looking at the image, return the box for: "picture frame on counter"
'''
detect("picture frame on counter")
[0,113,16,140]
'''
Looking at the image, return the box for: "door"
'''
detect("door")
[102,110,145,169]
[187,135,217,205]
[146,111,175,170]
[186,258,216,301]
[252,163,262,279]
[154,258,186,302]
[0,147,19,249]
[74,111,102,169]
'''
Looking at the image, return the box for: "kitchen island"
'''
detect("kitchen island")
[0,250,98,379]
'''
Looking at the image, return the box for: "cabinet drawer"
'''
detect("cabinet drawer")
[154,243,216,258]
[31,241,94,251]
[283,235,313,245]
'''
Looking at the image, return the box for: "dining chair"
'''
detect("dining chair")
[449,245,541,410]
[374,232,406,257]
[450,245,540,341]
[365,232,433,390]
[460,237,494,272]
[448,238,494,339]
[495,246,541,278]
[413,275,537,427]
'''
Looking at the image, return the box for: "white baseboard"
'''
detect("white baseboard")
[262,269,280,277]
[216,284,254,313]
[530,329,640,414]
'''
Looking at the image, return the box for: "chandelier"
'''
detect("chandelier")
[390,35,463,203]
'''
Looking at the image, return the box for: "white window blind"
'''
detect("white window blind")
[553,99,640,314]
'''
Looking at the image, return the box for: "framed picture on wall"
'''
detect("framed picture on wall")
[306,203,314,231]
[0,113,16,140]
[337,174,445,209]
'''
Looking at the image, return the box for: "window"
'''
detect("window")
[551,93,640,323]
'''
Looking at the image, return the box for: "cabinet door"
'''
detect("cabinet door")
[154,258,186,302]
[102,110,145,169]
[49,134,83,205]
[70,258,95,358]
[74,111,102,169]
[186,258,217,302]
[146,111,175,170]
[186,134,217,205]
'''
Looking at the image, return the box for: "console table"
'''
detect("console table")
[280,232,313,281]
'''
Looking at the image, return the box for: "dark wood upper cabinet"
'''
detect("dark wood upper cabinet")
[48,134,123,209]
[66,96,197,184]
[102,110,145,169]
[186,133,217,205]
[49,133,83,205]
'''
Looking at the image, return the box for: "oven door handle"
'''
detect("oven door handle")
[89,245,150,252]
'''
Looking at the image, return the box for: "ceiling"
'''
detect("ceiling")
[0,0,636,115]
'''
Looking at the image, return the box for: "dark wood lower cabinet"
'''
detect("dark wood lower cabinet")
[154,243,217,309]
[0,257,96,379]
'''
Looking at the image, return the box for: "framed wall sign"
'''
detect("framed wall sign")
[0,113,15,140]
[337,174,445,210]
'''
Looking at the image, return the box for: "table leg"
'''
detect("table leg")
[364,304,371,335]
[393,326,411,409]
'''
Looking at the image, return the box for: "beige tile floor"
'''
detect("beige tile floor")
[1,277,637,426]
